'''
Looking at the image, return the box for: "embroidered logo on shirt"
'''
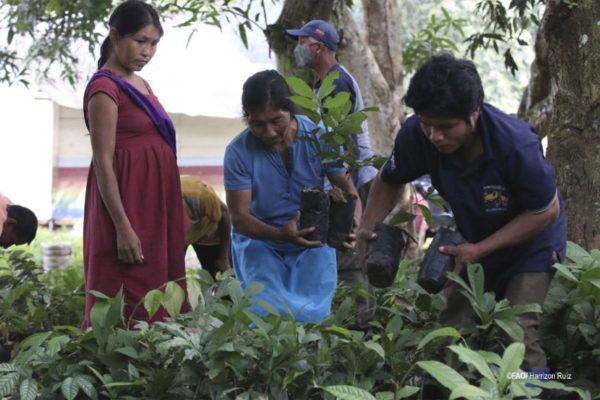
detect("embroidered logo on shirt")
[483,185,509,212]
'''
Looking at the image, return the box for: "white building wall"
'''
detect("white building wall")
[0,85,54,221]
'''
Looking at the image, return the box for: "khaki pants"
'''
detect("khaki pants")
[438,271,553,370]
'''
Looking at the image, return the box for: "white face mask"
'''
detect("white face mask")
[293,43,315,68]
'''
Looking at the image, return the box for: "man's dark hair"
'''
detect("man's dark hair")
[7,205,38,244]
[404,53,484,121]
[241,70,297,117]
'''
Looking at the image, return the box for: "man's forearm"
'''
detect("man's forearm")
[361,174,406,229]
[475,197,560,259]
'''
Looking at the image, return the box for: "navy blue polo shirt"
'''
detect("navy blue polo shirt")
[381,104,566,280]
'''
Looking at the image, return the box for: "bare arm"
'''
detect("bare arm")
[226,189,321,247]
[88,92,143,264]
[442,195,560,272]
[215,200,232,271]
[356,172,407,253]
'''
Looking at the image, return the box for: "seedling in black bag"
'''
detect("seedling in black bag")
[299,188,329,243]
[417,227,465,293]
[327,187,357,249]
[366,223,406,288]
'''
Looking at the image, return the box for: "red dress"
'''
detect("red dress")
[82,76,187,328]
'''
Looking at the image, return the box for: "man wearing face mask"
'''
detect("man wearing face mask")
[287,20,378,330]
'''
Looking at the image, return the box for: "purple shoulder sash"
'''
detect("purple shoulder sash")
[86,70,177,155]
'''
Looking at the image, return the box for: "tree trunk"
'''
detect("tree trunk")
[341,0,403,154]
[266,0,336,78]
[521,0,600,249]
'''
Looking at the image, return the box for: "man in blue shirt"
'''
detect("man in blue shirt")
[287,20,378,329]
[357,54,566,374]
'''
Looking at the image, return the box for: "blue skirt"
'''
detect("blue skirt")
[231,232,337,322]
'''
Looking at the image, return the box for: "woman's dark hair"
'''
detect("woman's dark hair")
[241,70,297,117]
[7,205,38,244]
[404,53,484,122]
[97,0,163,69]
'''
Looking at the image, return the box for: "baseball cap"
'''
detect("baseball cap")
[286,19,340,51]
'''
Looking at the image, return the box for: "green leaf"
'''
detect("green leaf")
[0,373,19,397]
[238,23,248,48]
[286,76,314,98]
[417,326,461,350]
[19,379,38,400]
[75,375,98,400]
[498,343,525,389]
[163,281,185,317]
[449,345,495,382]
[495,317,523,342]
[527,379,591,399]
[143,289,163,319]
[418,204,434,227]
[105,288,125,327]
[323,91,351,109]
[566,241,594,265]
[553,263,579,283]
[245,281,265,297]
[115,346,139,359]
[396,386,420,399]
[19,332,52,351]
[304,109,321,124]
[478,350,502,366]
[364,341,385,359]
[0,364,16,372]
[289,95,320,110]
[319,71,339,99]
[321,325,353,339]
[449,384,489,399]
[186,276,203,310]
[417,361,468,390]
[90,300,110,330]
[44,0,63,13]
[375,392,394,400]
[88,290,111,300]
[467,264,485,300]
[47,335,71,356]
[61,377,79,400]
[321,385,377,400]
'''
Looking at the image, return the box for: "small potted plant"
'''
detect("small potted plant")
[286,72,377,248]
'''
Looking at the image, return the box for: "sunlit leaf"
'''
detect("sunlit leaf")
[163,281,185,317]
[321,385,377,400]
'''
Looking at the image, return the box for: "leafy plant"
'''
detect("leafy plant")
[418,342,590,399]
[286,71,381,172]
[403,7,467,74]
[539,242,600,394]
[0,244,597,399]
[0,248,84,352]
[465,0,544,74]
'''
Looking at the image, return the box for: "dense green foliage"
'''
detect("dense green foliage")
[0,240,597,399]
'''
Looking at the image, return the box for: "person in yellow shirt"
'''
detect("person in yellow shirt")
[180,175,231,279]
[0,194,38,248]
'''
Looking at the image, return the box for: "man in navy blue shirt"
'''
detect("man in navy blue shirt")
[357,54,566,374]
[287,20,379,329]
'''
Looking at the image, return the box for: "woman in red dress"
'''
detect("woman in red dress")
[82,0,188,328]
